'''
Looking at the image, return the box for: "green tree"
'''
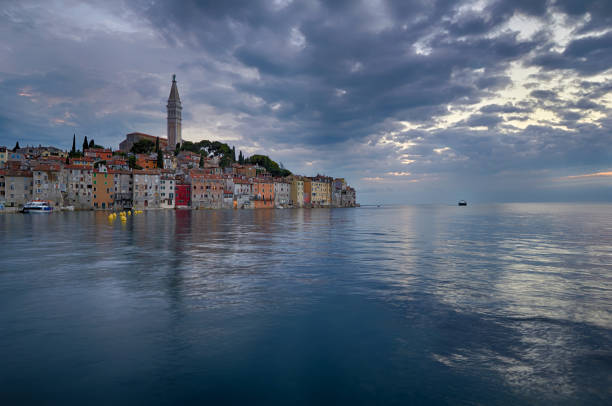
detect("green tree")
[128,155,142,170]
[130,139,155,154]
[157,149,164,169]
[232,146,236,162]
[89,139,95,148]
[246,154,291,177]
[238,150,244,164]
[155,137,160,152]
[83,136,89,151]
[13,141,20,151]
[65,156,70,165]
[199,153,204,168]
[219,155,233,168]
[71,134,76,154]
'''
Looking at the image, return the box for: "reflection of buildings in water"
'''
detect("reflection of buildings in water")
[165,209,192,309]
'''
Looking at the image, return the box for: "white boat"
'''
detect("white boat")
[22,200,54,213]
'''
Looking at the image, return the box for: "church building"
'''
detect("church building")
[167,74,182,151]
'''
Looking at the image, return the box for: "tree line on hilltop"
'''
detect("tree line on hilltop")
[178,140,291,177]
[57,134,292,177]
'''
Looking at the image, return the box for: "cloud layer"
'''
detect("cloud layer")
[1,0,611,203]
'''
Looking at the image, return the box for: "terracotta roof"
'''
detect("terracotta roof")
[133,169,161,175]
[32,164,61,171]
[64,165,92,170]
[5,170,32,177]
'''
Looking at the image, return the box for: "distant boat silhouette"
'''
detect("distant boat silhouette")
[458,200,467,206]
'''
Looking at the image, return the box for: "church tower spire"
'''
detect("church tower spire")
[167,74,182,150]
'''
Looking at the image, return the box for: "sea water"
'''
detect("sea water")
[1,204,611,404]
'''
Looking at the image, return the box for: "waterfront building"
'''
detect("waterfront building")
[233,177,252,208]
[92,171,115,209]
[190,172,223,209]
[223,188,234,208]
[160,172,176,208]
[167,75,182,151]
[332,178,346,204]
[289,176,304,208]
[133,170,161,209]
[63,165,93,209]
[274,179,290,207]
[4,169,33,207]
[32,163,64,207]
[222,175,234,208]
[110,170,133,209]
[310,175,332,206]
[303,178,311,206]
[175,183,191,208]
[253,178,274,209]
[341,187,356,207]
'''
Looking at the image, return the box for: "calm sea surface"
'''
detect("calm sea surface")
[1,204,611,405]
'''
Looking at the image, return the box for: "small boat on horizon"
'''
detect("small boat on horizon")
[458,200,467,206]
[21,200,54,213]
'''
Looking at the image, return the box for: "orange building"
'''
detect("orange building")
[252,179,274,209]
[85,148,113,161]
[303,178,312,205]
[92,171,115,209]
[136,154,157,169]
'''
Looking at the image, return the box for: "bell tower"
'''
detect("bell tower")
[167,74,182,150]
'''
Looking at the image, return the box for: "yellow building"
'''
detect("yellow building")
[311,180,331,206]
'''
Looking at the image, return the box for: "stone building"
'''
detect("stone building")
[32,163,64,207]
[160,172,176,209]
[289,176,304,208]
[274,179,290,207]
[110,170,133,209]
[4,169,32,207]
[63,165,93,209]
[133,170,161,209]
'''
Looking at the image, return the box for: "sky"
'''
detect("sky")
[1,0,611,204]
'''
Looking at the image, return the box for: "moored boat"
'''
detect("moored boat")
[458,200,467,206]
[22,200,54,213]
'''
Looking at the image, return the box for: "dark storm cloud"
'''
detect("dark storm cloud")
[531,31,612,75]
[126,0,546,148]
[463,113,503,129]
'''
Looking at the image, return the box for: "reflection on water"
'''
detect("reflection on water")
[0,204,611,404]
